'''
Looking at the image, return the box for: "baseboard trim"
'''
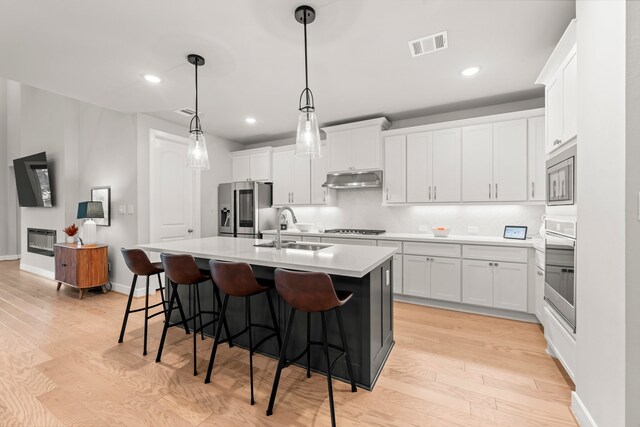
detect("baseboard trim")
[0,254,20,261]
[19,263,55,280]
[110,281,150,298]
[393,294,539,323]
[571,392,598,427]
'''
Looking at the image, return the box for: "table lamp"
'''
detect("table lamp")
[77,201,104,246]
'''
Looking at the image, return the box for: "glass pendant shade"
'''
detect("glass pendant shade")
[187,131,210,169]
[295,111,321,159]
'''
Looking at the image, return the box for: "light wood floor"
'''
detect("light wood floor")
[0,260,576,426]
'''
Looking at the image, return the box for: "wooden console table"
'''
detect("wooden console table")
[54,243,109,299]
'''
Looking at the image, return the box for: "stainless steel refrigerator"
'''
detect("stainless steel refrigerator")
[218,181,276,238]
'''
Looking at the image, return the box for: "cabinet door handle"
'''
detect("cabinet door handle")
[494,262,499,267]
[434,186,437,201]
[385,187,389,201]
[537,271,544,276]
[489,262,493,266]
[428,186,431,201]
[553,139,562,146]
[292,192,294,203]
[495,183,498,199]
[323,189,326,203]
[489,183,492,199]
[532,182,535,198]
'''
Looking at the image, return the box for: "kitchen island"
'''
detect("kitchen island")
[138,236,396,390]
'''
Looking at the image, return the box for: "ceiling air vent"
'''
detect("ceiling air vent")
[408,31,448,57]
[175,107,196,117]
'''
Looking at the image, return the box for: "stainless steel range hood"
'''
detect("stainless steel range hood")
[322,170,382,189]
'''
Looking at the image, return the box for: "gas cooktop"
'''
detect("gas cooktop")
[323,229,386,235]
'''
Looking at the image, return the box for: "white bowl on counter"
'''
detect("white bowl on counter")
[295,223,314,232]
[432,227,450,237]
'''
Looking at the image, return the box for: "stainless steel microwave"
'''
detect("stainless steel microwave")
[546,145,576,206]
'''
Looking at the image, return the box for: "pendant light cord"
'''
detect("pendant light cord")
[190,58,201,133]
[299,10,314,113]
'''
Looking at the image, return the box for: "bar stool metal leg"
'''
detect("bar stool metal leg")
[213,286,234,348]
[173,286,191,335]
[157,273,167,320]
[118,274,138,343]
[306,312,311,378]
[204,294,230,384]
[143,276,150,355]
[156,284,177,363]
[320,311,337,427]
[336,307,357,393]
[192,283,198,376]
[266,307,296,417]
[195,283,205,340]
[247,296,255,405]
[266,290,282,349]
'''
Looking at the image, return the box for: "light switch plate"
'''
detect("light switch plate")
[118,205,126,215]
[127,204,135,215]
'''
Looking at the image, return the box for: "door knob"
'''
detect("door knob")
[188,229,194,233]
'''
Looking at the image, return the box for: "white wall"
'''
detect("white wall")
[4,83,239,292]
[625,1,640,424]
[574,1,628,426]
[287,189,544,236]
[0,78,8,257]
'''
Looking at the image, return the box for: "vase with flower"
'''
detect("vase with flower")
[63,224,79,244]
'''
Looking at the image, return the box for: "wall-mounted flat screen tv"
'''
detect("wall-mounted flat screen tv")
[13,152,54,207]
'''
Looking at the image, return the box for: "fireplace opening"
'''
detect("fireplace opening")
[27,228,56,256]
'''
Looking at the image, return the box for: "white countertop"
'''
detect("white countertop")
[262,229,541,248]
[138,236,396,278]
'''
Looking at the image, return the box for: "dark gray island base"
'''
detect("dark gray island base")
[170,258,394,390]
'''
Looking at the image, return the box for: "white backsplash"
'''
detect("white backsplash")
[289,189,545,237]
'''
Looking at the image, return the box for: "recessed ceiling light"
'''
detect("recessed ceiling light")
[461,66,480,77]
[142,74,162,83]
[245,117,257,124]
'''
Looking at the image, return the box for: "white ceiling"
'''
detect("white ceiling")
[0,0,575,144]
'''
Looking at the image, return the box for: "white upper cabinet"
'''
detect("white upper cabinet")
[352,126,381,170]
[231,147,272,181]
[328,130,352,172]
[462,124,493,202]
[492,119,527,202]
[527,116,546,201]
[311,146,331,205]
[323,118,390,173]
[536,20,577,154]
[546,76,564,152]
[462,120,527,202]
[383,135,407,203]
[431,128,461,202]
[271,147,310,206]
[406,132,431,203]
[562,51,578,142]
[272,149,293,206]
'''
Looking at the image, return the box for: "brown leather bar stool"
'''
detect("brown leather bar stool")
[119,248,190,356]
[266,268,357,427]
[156,253,233,376]
[204,260,282,405]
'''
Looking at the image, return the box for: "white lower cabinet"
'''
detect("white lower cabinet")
[392,254,403,295]
[429,257,462,302]
[462,259,527,311]
[403,255,461,301]
[462,260,494,307]
[321,237,377,246]
[493,261,528,311]
[403,255,430,298]
[535,266,545,325]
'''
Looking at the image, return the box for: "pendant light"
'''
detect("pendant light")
[187,54,210,169]
[294,5,321,159]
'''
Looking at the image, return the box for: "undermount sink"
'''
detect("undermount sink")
[254,240,332,251]
[254,240,296,248]
[284,243,332,251]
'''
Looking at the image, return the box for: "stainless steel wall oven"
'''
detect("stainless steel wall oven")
[544,218,576,332]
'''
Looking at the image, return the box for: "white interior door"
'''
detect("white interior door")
[150,130,201,245]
